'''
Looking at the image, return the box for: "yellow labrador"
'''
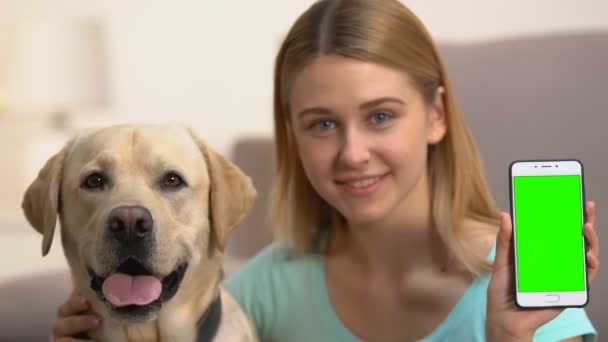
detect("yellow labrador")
[22,125,258,341]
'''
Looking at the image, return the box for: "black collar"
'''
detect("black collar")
[197,294,223,342]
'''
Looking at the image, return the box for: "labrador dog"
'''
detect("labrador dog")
[22,125,258,341]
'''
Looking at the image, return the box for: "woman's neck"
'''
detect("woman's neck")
[327,177,449,278]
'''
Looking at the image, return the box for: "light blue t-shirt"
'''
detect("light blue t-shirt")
[228,242,596,342]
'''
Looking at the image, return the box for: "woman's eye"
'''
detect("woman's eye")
[311,119,336,131]
[81,173,106,190]
[369,112,392,125]
[162,172,185,189]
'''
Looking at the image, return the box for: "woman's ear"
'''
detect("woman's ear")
[427,86,447,145]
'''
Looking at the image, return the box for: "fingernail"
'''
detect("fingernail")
[91,318,100,327]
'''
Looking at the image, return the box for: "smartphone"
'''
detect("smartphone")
[509,159,588,308]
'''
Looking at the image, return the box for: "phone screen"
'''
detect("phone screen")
[513,174,585,292]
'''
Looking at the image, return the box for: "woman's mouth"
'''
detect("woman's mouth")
[336,174,387,196]
[345,176,381,188]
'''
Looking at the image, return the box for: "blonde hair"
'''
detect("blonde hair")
[270,0,500,275]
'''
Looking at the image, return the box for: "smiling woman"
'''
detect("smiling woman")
[288,55,447,232]
[271,0,493,276]
[226,0,599,341]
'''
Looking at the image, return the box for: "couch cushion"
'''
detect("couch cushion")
[0,270,72,341]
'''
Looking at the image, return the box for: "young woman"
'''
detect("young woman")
[53,0,599,341]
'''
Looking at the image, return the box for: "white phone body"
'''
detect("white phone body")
[510,160,588,308]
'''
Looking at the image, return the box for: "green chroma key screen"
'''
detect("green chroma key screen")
[513,175,585,292]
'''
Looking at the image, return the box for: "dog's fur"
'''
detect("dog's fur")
[22,125,258,341]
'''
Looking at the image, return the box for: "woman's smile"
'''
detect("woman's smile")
[335,173,389,197]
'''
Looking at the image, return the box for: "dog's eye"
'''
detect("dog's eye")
[82,173,105,190]
[162,172,185,189]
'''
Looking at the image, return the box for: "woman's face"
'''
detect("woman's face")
[289,55,446,227]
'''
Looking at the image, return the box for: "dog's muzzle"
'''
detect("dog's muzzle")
[89,258,188,318]
[87,205,188,319]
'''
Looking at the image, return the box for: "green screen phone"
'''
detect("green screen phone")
[510,160,588,307]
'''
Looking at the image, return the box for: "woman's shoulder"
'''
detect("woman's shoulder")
[225,241,325,338]
[236,240,320,267]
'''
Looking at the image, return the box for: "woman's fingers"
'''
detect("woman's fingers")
[583,201,599,283]
[584,221,600,282]
[52,315,100,338]
[57,292,88,317]
[585,223,599,259]
[585,201,596,227]
[53,290,101,341]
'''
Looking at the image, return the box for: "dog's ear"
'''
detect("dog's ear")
[188,128,257,252]
[22,142,70,256]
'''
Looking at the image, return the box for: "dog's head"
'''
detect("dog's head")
[22,125,256,322]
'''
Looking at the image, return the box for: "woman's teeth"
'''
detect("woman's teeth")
[346,177,380,188]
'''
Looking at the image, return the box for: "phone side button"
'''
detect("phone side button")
[544,295,560,303]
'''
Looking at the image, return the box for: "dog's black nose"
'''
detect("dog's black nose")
[107,206,153,244]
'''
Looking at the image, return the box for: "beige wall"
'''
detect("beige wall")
[1,1,608,152]
[1,0,607,222]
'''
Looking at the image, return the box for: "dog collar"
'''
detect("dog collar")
[197,294,223,342]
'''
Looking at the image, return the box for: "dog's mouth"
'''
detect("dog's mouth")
[88,258,188,316]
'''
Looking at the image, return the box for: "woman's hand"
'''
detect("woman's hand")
[52,290,102,342]
[486,201,600,342]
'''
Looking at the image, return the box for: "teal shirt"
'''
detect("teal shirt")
[227,243,596,342]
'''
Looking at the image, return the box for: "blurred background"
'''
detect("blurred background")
[0,0,606,339]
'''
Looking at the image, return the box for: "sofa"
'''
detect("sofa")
[1,31,606,341]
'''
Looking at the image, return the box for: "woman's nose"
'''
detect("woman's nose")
[338,129,371,167]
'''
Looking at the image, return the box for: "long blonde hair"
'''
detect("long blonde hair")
[270,0,499,275]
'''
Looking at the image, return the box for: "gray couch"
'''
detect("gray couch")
[2,31,606,341]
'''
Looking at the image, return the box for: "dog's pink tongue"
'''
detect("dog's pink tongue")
[102,273,162,307]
